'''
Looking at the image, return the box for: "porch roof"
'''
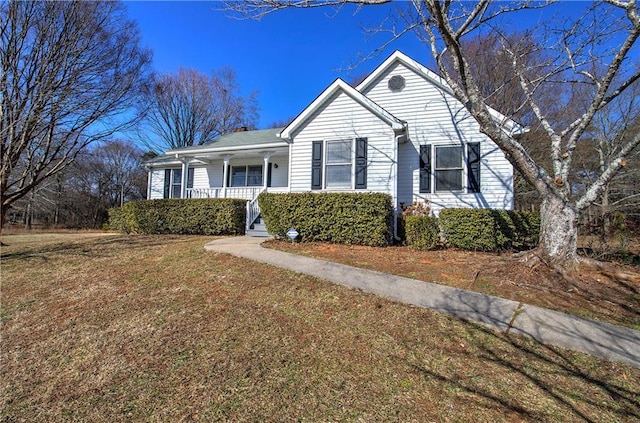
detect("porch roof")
[168,127,287,156]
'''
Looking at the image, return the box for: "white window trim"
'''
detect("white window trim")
[170,168,182,199]
[324,139,354,190]
[230,165,263,187]
[434,145,465,193]
[167,167,194,198]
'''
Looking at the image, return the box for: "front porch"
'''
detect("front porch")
[185,186,289,235]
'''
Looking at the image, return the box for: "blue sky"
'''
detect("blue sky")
[126,1,430,128]
[124,1,610,130]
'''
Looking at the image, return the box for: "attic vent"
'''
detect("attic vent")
[388,75,405,92]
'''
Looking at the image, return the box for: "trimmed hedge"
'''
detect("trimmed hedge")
[405,215,440,250]
[439,208,539,251]
[258,192,394,247]
[108,199,246,235]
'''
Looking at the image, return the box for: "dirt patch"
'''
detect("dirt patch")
[264,240,640,329]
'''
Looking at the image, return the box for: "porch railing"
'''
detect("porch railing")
[246,195,262,232]
[185,187,263,201]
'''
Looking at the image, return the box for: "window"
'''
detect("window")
[247,166,263,186]
[388,75,405,92]
[230,165,263,187]
[164,167,193,198]
[325,140,352,188]
[311,138,368,190]
[420,143,481,193]
[435,146,463,191]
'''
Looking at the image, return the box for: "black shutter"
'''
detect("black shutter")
[267,163,272,188]
[224,165,230,187]
[355,137,367,189]
[467,142,481,193]
[187,167,194,189]
[163,169,171,198]
[311,141,323,190]
[419,144,431,193]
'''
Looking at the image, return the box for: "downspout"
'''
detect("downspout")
[392,131,404,242]
[287,137,293,193]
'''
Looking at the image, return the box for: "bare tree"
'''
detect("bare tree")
[70,140,147,227]
[226,0,640,270]
[267,116,297,129]
[578,78,640,233]
[0,0,151,234]
[11,139,148,229]
[140,67,259,152]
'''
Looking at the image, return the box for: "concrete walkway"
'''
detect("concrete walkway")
[205,236,640,369]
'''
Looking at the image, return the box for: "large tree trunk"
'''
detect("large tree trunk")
[539,195,579,267]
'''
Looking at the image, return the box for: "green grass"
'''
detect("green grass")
[1,233,639,422]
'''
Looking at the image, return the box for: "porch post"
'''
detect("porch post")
[262,152,273,190]
[222,155,232,198]
[179,157,189,199]
[145,166,152,200]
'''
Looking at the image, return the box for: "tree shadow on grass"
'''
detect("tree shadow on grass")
[404,285,640,421]
[0,234,214,262]
[401,320,639,422]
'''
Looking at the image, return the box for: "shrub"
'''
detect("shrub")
[405,215,440,250]
[439,209,501,251]
[108,199,246,235]
[258,192,394,247]
[439,208,540,252]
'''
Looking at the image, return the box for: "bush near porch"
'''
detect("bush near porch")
[258,192,394,247]
[109,199,246,235]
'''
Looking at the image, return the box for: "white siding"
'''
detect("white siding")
[362,61,514,212]
[289,91,396,195]
[148,168,166,199]
[191,166,210,190]
[269,155,289,187]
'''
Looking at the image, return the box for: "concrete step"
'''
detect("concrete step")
[247,222,269,237]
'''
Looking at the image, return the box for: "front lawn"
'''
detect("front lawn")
[1,233,639,421]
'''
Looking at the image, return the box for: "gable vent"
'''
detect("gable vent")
[388,75,405,92]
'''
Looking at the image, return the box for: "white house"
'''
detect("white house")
[145,50,521,234]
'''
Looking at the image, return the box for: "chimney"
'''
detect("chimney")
[233,126,248,132]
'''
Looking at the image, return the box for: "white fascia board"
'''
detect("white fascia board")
[166,142,289,157]
[279,78,405,139]
[145,160,182,168]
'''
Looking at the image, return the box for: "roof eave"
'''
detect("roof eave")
[166,141,289,157]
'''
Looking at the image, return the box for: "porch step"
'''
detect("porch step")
[246,222,270,237]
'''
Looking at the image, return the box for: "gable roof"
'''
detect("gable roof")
[278,78,406,140]
[357,50,525,136]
